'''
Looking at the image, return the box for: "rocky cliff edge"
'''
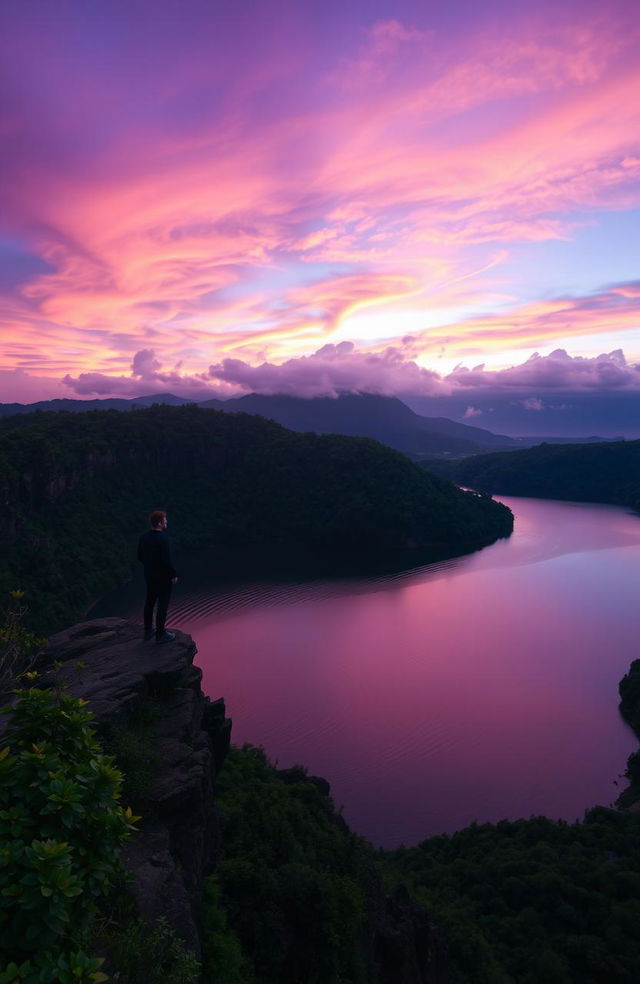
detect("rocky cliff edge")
[34,617,231,959]
[24,617,447,983]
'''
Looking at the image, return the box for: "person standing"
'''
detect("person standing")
[137,509,178,643]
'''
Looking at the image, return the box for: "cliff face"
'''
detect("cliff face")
[28,618,447,983]
[35,618,231,958]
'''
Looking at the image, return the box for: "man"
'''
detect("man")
[137,508,178,644]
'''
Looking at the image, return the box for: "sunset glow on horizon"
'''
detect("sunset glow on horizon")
[1,0,639,407]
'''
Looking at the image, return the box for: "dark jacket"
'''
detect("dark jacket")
[137,529,177,581]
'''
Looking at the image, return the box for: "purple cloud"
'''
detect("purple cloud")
[207,345,640,397]
[62,349,235,399]
[132,349,162,377]
[207,342,446,398]
[60,344,640,403]
[449,349,640,391]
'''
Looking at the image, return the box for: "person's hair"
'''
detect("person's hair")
[149,509,167,528]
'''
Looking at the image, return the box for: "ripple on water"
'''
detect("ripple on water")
[89,496,640,846]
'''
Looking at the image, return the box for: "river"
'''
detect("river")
[91,496,640,848]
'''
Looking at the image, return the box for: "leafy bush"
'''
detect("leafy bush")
[0,688,138,979]
[0,950,107,984]
[0,592,45,696]
[97,912,200,984]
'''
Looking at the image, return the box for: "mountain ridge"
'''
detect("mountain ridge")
[0,391,519,457]
[1,390,620,451]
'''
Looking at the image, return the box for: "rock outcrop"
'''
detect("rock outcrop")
[17,617,447,982]
[34,617,231,958]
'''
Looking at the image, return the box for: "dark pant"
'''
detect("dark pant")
[144,578,173,637]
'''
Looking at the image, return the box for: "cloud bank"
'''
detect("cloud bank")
[60,345,640,402]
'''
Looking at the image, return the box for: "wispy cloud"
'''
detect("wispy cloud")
[1,0,639,399]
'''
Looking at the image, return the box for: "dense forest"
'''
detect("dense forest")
[421,440,640,512]
[386,807,640,984]
[204,741,640,984]
[202,745,429,984]
[0,404,512,633]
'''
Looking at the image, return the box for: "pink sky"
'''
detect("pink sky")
[0,0,639,406]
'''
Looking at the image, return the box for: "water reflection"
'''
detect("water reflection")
[91,498,640,847]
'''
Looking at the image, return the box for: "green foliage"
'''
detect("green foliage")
[0,592,46,695]
[387,809,640,983]
[97,913,200,984]
[0,405,513,633]
[0,949,107,984]
[424,438,640,512]
[201,879,251,984]
[0,689,138,973]
[204,745,372,984]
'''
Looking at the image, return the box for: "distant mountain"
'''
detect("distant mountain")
[404,391,640,440]
[513,435,622,445]
[203,392,518,456]
[2,389,636,443]
[0,391,519,457]
[0,397,138,416]
[130,392,197,407]
[0,392,197,417]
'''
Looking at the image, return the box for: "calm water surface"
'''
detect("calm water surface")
[92,497,640,847]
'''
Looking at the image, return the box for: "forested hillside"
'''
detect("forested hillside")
[207,702,640,984]
[1,405,512,632]
[386,807,640,984]
[421,440,640,512]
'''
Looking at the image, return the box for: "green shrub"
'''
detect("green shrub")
[98,914,200,984]
[0,688,138,977]
[0,592,45,695]
[0,950,108,984]
[201,879,251,984]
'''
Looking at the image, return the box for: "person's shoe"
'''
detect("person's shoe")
[143,630,154,641]
[156,630,176,645]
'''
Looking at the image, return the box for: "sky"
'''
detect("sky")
[1,0,639,426]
